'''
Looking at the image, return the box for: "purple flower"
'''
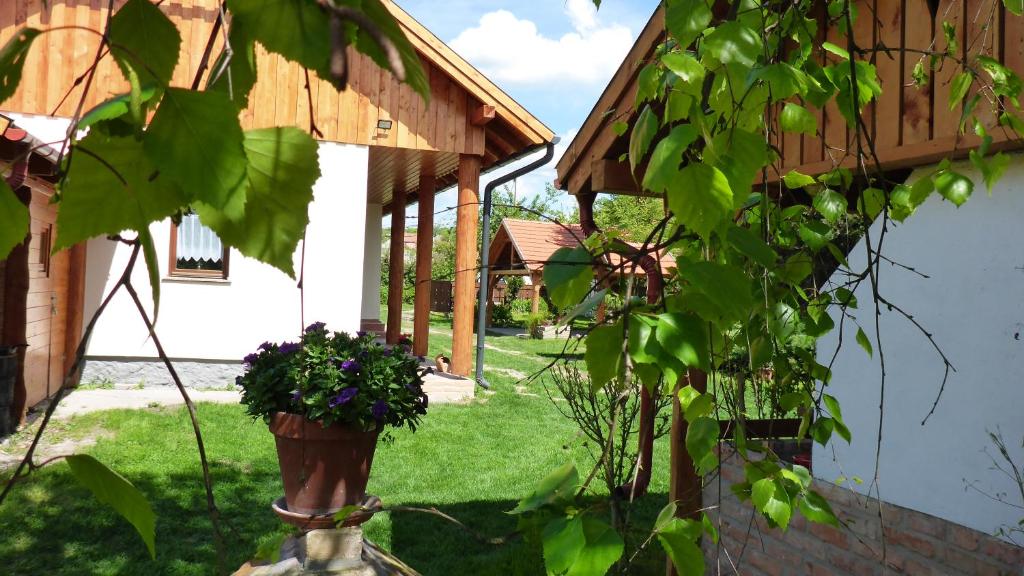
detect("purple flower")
[341,359,361,372]
[329,387,358,408]
[258,341,274,352]
[279,342,301,355]
[357,331,368,338]
[305,322,327,334]
[405,382,422,395]
[371,399,389,420]
[291,390,302,403]
[358,350,369,361]
[243,352,260,366]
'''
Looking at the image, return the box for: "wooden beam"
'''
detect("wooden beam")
[412,173,436,357]
[471,104,496,127]
[531,272,542,316]
[590,158,658,197]
[451,154,481,376]
[386,188,407,344]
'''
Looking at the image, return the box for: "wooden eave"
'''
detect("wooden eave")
[556,0,1024,197]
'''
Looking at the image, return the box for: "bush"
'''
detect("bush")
[526,312,549,339]
[491,303,516,327]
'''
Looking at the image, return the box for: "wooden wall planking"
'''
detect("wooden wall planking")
[0,0,493,156]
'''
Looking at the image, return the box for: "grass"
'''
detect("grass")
[0,312,673,575]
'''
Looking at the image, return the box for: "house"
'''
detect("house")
[0,0,553,425]
[486,218,675,318]
[556,1,1023,573]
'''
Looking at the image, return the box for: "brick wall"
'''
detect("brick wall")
[704,447,1024,575]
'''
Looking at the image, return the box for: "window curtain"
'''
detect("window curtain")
[177,214,223,263]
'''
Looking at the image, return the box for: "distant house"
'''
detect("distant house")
[0,0,553,424]
[555,1,1024,572]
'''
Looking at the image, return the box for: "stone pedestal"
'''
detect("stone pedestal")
[234,528,377,576]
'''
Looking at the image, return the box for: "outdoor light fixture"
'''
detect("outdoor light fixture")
[376,119,393,131]
[0,113,12,137]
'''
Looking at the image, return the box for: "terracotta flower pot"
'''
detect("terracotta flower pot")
[269,412,380,516]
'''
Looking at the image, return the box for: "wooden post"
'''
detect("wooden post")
[451,154,481,376]
[667,368,708,576]
[386,188,407,344]
[412,174,435,357]
[530,272,542,316]
[63,244,87,384]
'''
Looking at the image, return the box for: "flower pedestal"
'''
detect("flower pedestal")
[232,526,419,575]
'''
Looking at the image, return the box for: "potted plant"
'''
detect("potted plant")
[237,323,429,518]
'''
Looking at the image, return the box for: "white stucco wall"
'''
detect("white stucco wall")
[361,203,383,320]
[82,141,370,361]
[813,156,1024,540]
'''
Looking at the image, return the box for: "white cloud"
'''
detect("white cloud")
[448,5,633,86]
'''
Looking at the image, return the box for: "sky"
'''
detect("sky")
[388,0,661,229]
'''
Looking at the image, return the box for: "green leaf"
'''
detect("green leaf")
[0,28,41,105]
[822,42,849,60]
[780,102,818,135]
[66,454,156,558]
[109,0,181,87]
[1006,0,1024,15]
[654,502,678,532]
[783,170,816,190]
[798,220,830,251]
[754,63,815,101]
[934,169,974,207]
[656,313,709,370]
[970,150,1009,195]
[629,105,659,173]
[857,187,885,220]
[911,60,929,87]
[559,289,607,327]
[665,0,712,48]
[706,128,770,208]
[799,490,840,526]
[685,416,719,475]
[565,517,625,576]
[702,21,763,69]
[79,86,159,130]
[949,72,972,110]
[612,121,629,136]
[677,261,755,324]
[657,518,705,575]
[0,179,27,260]
[585,323,626,389]
[942,21,959,57]
[662,53,705,89]
[813,189,848,223]
[542,516,586,575]
[684,392,714,422]
[144,88,249,219]
[726,225,778,268]
[208,20,258,109]
[769,301,799,341]
[855,326,873,358]
[196,127,320,277]
[544,246,594,309]
[57,131,188,251]
[509,462,578,514]
[636,64,662,106]
[752,478,792,530]
[642,124,698,194]
[666,163,733,240]
[333,504,363,523]
[230,0,332,80]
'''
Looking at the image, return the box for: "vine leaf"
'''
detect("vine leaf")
[1006,0,1024,16]
[684,416,719,474]
[726,225,778,268]
[349,0,430,100]
[565,517,624,576]
[799,490,840,527]
[934,169,974,207]
[702,21,763,69]
[666,163,733,240]
[0,28,41,105]
[543,246,594,309]
[509,462,578,514]
[196,127,321,278]
[665,0,712,49]
[558,289,607,327]
[783,170,816,190]
[542,516,585,574]
[66,454,157,559]
[0,179,27,260]
[643,124,698,194]
[661,53,705,92]
[79,86,159,130]
[752,478,792,530]
[585,322,626,389]
[229,0,332,80]
[655,313,709,370]
[780,102,818,135]
[144,88,249,219]
[657,518,704,575]
[208,19,258,109]
[628,105,658,173]
[855,326,873,358]
[949,72,973,110]
[109,0,181,87]
[813,189,848,223]
[675,261,754,324]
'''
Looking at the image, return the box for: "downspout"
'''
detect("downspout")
[474,138,559,388]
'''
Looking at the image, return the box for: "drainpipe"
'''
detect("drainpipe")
[474,138,559,388]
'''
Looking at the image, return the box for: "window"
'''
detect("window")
[168,213,229,279]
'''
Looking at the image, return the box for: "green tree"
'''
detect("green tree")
[593,195,664,243]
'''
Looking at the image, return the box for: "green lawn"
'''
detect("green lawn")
[0,314,673,575]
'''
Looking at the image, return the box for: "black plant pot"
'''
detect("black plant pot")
[0,346,18,435]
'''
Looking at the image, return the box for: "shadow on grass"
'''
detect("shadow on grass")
[535,352,584,361]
